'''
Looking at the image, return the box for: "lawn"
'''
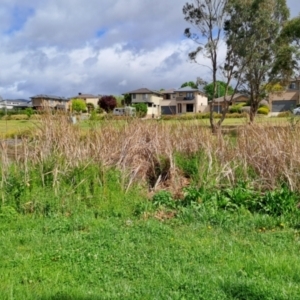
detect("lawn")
[1,210,300,299]
[0,116,294,137]
[0,120,35,137]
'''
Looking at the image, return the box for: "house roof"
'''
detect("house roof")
[175,87,200,92]
[124,88,161,96]
[160,88,176,94]
[213,93,249,103]
[30,94,68,101]
[3,99,31,103]
[70,93,100,99]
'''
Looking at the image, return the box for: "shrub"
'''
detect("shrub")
[132,103,147,117]
[257,106,270,115]
[71,99,87,113]
[25,108,34,118]
[98,96,117,113]
[229,102,247,113]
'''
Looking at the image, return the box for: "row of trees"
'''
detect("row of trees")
[71,96,148,117]
[71,96,118,113]
[183,0,300,132]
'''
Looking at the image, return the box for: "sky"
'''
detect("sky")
[0,0,299,100]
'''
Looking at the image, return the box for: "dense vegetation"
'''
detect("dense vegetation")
[1,115,300,298]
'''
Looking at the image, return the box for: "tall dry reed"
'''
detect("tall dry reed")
[1,113,300,193]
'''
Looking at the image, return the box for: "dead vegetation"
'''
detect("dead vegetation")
[1,113,300,193]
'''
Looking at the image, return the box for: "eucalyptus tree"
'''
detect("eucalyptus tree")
[183,0,248,132]
[225,0,296,122]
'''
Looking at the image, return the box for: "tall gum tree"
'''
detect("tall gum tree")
[225,0,296,122]
[183,0,248,132]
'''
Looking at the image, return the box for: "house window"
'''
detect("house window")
[132,94,136,99]
[186,92,193,99]
[143,94,148,100]
[186,104,194,112]
[289,83,296,90]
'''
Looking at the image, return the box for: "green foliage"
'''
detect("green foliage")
[181,183,299,217]
[181,81,198,89]
[132,103,147,117]
[257,106,270,115]
[71,98,87,113]
[152,190,175,208]
[89,109,98,121]
[123,94,131,105]
[24,108,34,118]
[225,0,293,122]
[229,102,247,113]
[204,81,234,101]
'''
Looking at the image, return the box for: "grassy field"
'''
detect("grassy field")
[0,115,293,137]
[1,209,300,299]
[1,115,300,299]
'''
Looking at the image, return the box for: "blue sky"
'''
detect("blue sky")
[0,0,299,99]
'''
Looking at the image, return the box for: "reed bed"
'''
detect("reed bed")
[1,114,300,197]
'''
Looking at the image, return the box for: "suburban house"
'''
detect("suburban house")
[172,87,208,114]
[0,99,32,110]
[30,95,69,110]
[124,87,209,116]
[269,77,300,112]
[69,93,101,108]
[125,88,162,117]
[211,93,250,113]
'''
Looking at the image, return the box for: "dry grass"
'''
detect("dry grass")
[1,113,300,193]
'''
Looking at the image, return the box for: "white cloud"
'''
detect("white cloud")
[0,0,299,99]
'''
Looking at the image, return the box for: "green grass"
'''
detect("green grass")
[1,211,300,299]
[1,163,300,299]
[0,116,295,137]
[0,120,35,137]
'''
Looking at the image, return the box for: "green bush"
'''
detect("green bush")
[229,102,247,113]
[25,108,34,118]
[71,99,87,113]
[257,106,270,115]
[132,103,147,117]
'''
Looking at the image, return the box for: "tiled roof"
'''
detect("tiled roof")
[30,94,68,101]
[124,88,161,95]
[213,93,249,103]
[175,87,200,92]
[70,93,100,99]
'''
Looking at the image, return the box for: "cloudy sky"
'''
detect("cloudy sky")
[0,0,299,99]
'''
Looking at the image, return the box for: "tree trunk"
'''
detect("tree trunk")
[249,102,258,123]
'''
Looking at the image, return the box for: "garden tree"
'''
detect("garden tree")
[181,81,198,89]
[71,98,87,113]
[225,0,296,122]
[98,95,117,112]
[183,0,247,132]
[279,15,300,73]
[203,81,234,101]
[123,94,131,106]
[281,15,300,46]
